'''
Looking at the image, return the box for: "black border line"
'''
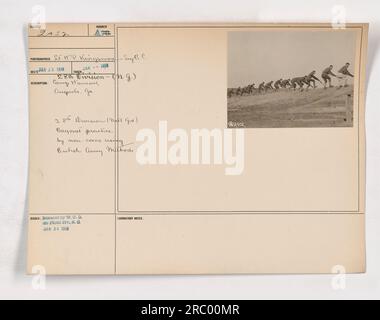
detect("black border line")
[114,25,364,215]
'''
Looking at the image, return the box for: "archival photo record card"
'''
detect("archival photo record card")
[27,23,368,275]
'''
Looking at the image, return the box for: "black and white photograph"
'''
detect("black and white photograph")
[228,29,358,128]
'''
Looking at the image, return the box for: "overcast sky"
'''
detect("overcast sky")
[228,29,358,88]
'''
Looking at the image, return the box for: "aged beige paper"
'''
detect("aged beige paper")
[27,23,368,275]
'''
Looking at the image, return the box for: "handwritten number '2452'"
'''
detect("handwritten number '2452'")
[38,30,69,37]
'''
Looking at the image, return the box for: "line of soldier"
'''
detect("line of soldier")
[228,63,354,97]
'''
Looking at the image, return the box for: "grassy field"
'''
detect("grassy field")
[227,85,354,128]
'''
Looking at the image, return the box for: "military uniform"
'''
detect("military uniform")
[322,67,336,88]
[305,72,321,89]
[337,64,354,87]
[291,76,307,90]
[274,79,283,90]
